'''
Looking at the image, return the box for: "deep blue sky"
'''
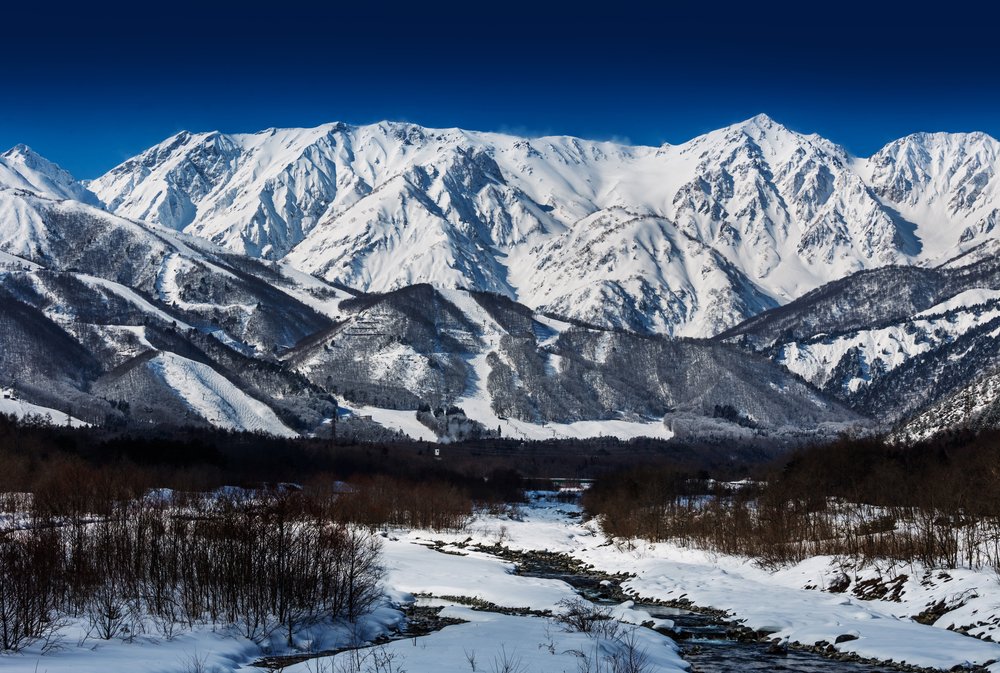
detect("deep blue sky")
[3,0,999,178]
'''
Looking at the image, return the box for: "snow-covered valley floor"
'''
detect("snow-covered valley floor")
[8,494,1000,672]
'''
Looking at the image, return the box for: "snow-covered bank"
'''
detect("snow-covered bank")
[2,497,686,673]
[4,607,404,673]
[413,495,1000,671]
[281,605,688,673]
[280,534,689,673]
[9,493,1000,672]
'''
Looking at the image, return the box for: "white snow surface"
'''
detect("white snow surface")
[914,287,1000,317]
[340,403,439,442]
[0,396,87,426]
[4,605,403,673]
[413,494,1000,672]
[0,249,41,272]
[341,403,673,443]
[148,351,296,437]
[498,418,674,442]
[282,606,687,673]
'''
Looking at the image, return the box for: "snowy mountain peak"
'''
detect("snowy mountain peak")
[0,145,101,206]
[733,112,783,134]
[870,130,1000,169]
[706,113,843,159]
[711,114,798,145]
[865,129,1000,257]
[3,145,87,189]
[2,143,36,159]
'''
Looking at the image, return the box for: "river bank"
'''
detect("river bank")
[387,492,1000,672]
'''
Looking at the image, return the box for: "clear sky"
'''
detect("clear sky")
[3,0,998,178]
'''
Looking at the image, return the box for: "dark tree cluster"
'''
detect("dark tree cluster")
[1,485,383,652]
[585,430,1000,570]
[0,415,536,653]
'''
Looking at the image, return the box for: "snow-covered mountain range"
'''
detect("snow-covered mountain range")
[0,146,342,436]
[90,115,1000,337]
[3,115,1000,442]
[0,136,860,441]
[718,240,1000,434]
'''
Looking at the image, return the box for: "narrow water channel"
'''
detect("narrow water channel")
[253,543,921,672]
[519,563,904,673]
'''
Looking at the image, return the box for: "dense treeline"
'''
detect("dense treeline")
[584,430,1000,570]
[0,412,526,503]
[0,409,771,489]
[0,414,526,653]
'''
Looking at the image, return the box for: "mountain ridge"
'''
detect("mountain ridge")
[86,115,1000,337]
[3,118,1000,442]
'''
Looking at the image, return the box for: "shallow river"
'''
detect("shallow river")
[522,565,903,673]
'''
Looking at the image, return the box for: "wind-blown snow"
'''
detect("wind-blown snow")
[148,351,296,436]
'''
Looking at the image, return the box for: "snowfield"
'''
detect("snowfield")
[339,403,674,443]
[0,396,86,426]
[339,403,439,442]
[8,494,1000,672]
[149,352,297,437]
[408,495,1000,672]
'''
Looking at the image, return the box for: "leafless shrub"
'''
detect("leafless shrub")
[179,651,221,673]
[489,644,526,673]
[608,629,651,673]
[306,656,335,673]
[331,644,405,673]
[0,529,62,652]
[584,435,1000,573]
[0,486,387,652]
[555,598,619,639]
[331,475,473,532]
